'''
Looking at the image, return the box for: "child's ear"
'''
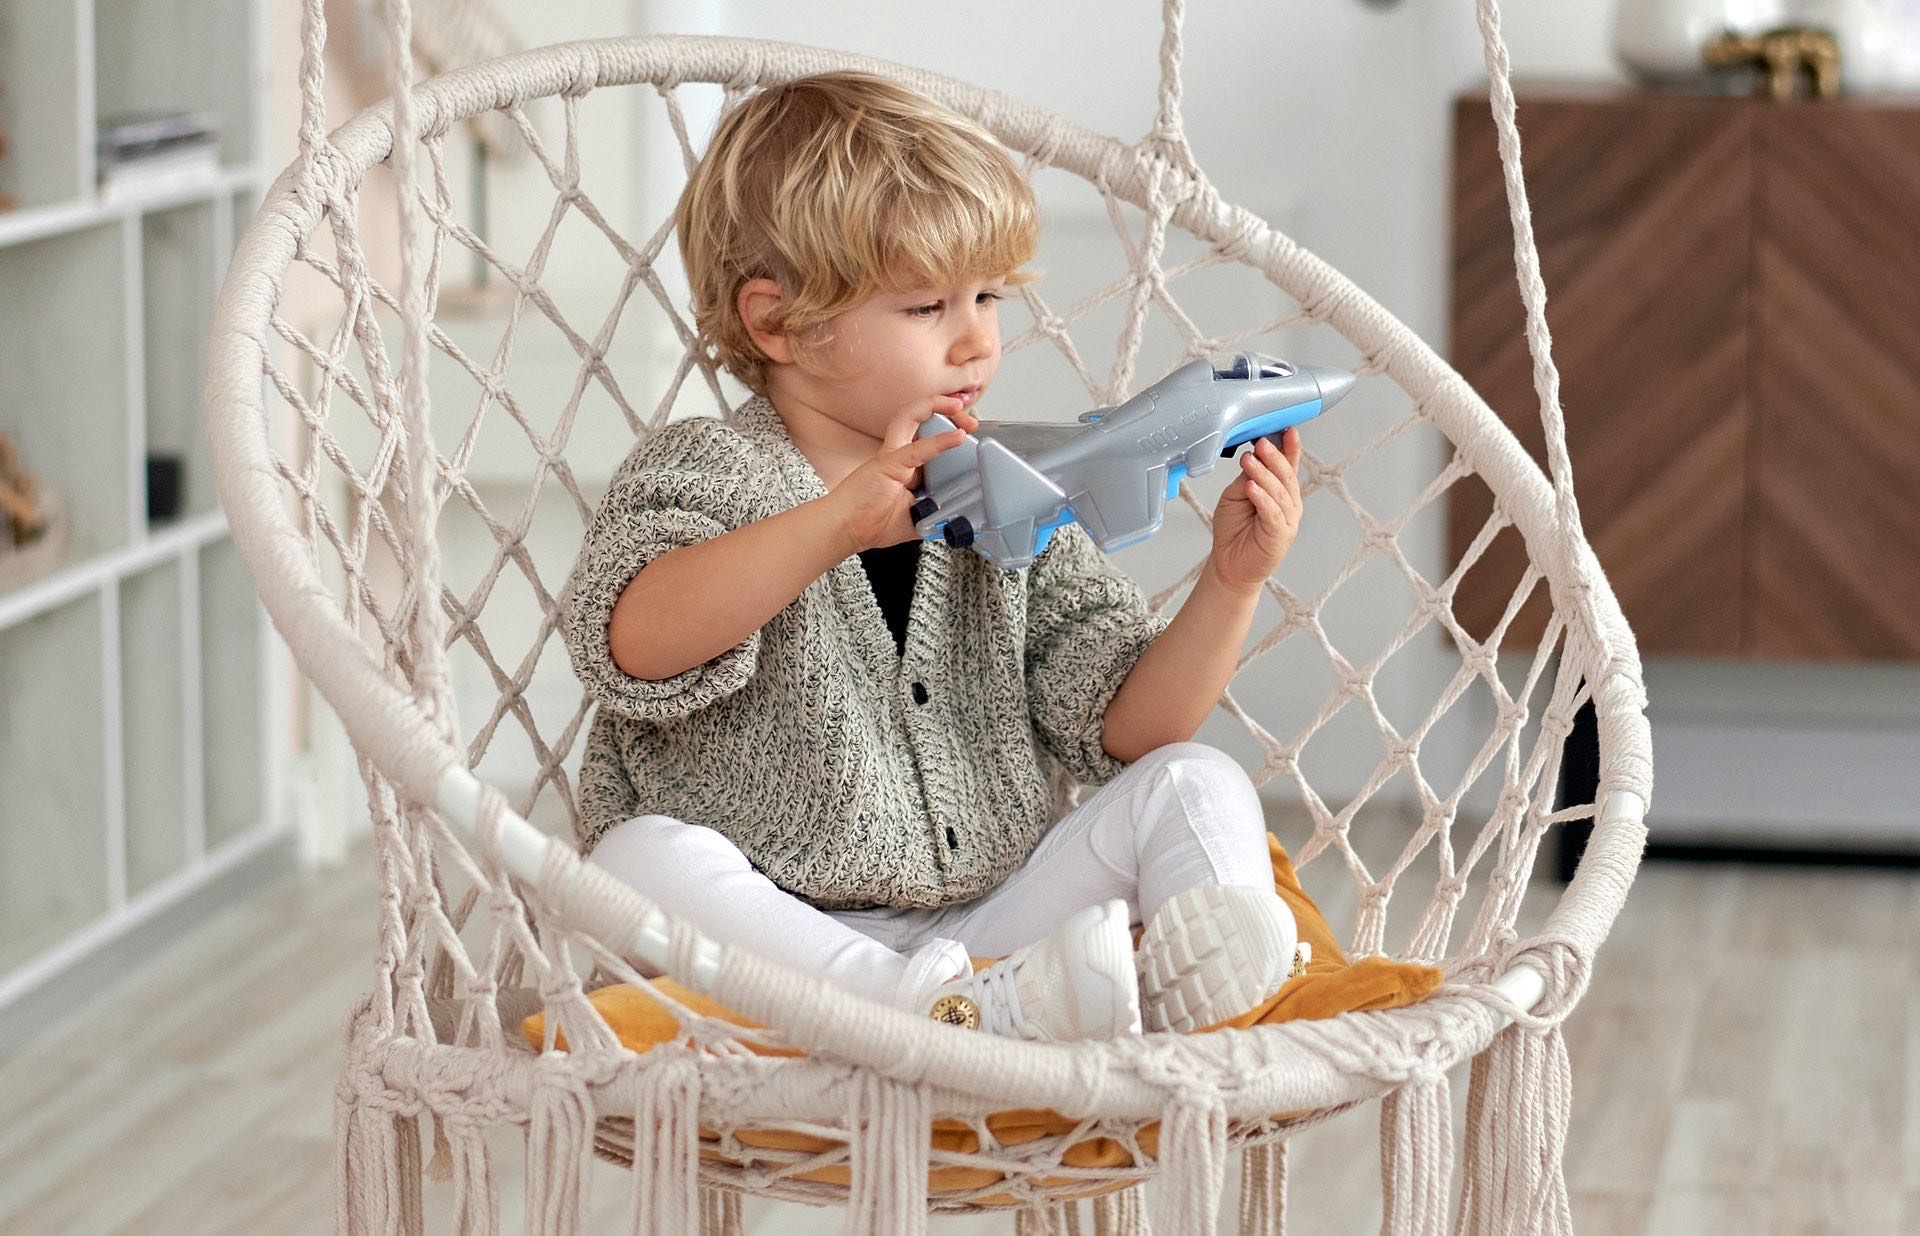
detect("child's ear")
[736,278,794,366]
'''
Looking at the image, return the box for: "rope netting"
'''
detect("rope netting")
[274,53,1591,961]
[204,0,1652,1231]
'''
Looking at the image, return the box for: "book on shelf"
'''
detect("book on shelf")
[97,111,222,205]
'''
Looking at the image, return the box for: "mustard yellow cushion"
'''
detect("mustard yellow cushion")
[524,835,1440,1201]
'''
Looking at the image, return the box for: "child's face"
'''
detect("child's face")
[785,274,1007,438]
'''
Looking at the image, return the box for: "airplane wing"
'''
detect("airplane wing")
[971,420,1085,458]
[1068,462,1170,552]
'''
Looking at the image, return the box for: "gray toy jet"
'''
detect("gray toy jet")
[910,351,1354,569]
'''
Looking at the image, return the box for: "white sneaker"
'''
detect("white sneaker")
[924,899,1142,1040]
[1136,884,1302,1033]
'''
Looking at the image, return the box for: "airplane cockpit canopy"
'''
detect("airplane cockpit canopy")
[1209,352,1295,381]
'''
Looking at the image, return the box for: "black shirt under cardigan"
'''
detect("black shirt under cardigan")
[856,539,920,654]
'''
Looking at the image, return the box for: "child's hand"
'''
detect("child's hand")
[1206,429,1302,593]
[827,404,980,553]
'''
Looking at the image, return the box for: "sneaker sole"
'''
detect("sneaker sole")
[1136,884,1299,1034]
[1061,899,1144,1037]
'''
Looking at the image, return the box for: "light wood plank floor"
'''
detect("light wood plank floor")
[2,845,1915,1234]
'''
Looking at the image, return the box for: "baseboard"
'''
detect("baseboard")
[1643,837,1920,869]
[0,831,298,1054]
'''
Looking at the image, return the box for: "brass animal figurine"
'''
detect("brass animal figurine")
[1703,26,1843,99]
[0,431,47,550]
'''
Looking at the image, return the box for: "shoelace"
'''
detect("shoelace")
[966,957,1031,1038]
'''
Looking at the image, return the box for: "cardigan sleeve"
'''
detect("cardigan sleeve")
[559,418,763,724]
[1022,522,1171,786]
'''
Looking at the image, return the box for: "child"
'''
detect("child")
[561,71,1306,1041]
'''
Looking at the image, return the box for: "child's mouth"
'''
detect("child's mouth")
[944,388,979,410]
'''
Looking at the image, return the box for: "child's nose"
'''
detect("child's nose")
[950,314,996,364]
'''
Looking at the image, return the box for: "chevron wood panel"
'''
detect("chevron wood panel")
[1750,104,1920,659]
[1448,93,1751,655]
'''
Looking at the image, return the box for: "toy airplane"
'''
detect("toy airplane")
[910,351,1354,569]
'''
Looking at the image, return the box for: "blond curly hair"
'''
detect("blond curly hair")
[675,71,1038,392]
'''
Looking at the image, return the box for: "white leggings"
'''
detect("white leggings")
[589,742,1274,1012]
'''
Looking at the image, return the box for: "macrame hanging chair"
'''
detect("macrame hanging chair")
[205,0,1653,1230]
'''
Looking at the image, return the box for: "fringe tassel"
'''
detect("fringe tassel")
[524,1069,595,1236]
[698,1186,742,1236]
[1152,1096,1227,1235]
[1379,1077,1453,1236]
[351,1106,393,1236]
[1456,1024,1574,1236]
[631,1048,701,1236]
[335,1083,356,1236]
[848,1073,931,1236]
[427,1113,454,1183]
[337,1095,424,1236]
[1092,1184,1149,1235]
[392,1113,424,1235]
[446,1119,500,1236]
[1237,1141,1286,1236]
[1015,1200,1084,1236]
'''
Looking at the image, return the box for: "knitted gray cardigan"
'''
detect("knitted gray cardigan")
[561,395,1170,910]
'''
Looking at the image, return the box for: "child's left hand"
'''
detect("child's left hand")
[1206,429,1302,592]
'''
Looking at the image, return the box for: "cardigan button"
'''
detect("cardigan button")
[911,681,929,705]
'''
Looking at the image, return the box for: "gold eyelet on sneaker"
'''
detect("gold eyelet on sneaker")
[929,994,981,1029]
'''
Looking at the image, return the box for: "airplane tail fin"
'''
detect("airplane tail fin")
[977,438,1067,526]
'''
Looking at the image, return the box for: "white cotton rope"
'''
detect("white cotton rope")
[1380,1076,1454,1236]
[1093,1186,1148,1236]
[1152,1089,1229,1233]
[408,0,524,161]
[1471,0,1582,566]
[631,1046,701,1235]
[1236,1141,1286,1236]
[380,0,456,738]
[216,0,1658,1232]
[850,1075,934,1236]
[1455,1021,1576,1235]
[443,1118,500,1236]
[699,1187,743,1236]
[524,1066,594,1235]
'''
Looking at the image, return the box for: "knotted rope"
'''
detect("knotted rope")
[253,0,1648,1231]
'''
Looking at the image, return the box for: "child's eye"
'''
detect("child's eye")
[908,302,942,318]
[977,290,1004,305]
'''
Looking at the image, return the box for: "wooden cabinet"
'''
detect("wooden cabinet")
[1448,89,1920,660]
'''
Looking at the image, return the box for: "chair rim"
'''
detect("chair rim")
[207,32,1650,1121]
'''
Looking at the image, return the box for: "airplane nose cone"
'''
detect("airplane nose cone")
[1305,365,1356,409]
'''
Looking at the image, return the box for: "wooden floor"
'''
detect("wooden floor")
[2,846,1916,1234]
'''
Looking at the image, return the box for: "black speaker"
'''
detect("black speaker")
[147,453,184,523]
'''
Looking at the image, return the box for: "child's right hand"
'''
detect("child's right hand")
[828,404,979,553]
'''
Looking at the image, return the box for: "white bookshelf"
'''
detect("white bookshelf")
[0,0,281,1019]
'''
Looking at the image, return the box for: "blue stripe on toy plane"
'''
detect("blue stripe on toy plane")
[1221,399,1321,451]
[1032,505,1077,556]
